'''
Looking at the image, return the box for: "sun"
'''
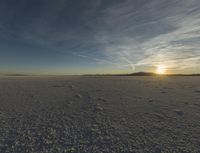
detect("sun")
[156,65,166,74]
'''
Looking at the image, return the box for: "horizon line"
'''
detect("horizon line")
[1,72,200,77]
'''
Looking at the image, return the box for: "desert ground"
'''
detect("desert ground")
[0,76,199,153]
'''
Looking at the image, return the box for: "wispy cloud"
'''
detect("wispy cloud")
[87,0,200,72]
[0,0,200,73]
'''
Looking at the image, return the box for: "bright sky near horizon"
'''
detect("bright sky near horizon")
[0,0,200,75]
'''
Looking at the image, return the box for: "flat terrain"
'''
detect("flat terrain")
[0,76,200,153]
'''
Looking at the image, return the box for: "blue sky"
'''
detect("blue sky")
[0,0,200,74]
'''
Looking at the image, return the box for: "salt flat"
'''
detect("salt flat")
[0,76,200,153]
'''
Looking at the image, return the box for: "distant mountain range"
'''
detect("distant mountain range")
[127,72,156,76]
[1,72,200,76]
[84,72,200,76]
[126,72,200,76]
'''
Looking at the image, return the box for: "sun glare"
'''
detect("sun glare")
[156,65,166,74]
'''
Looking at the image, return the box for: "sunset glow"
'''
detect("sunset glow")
[156,65,166,74]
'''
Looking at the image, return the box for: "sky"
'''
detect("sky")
[0,0,200,75]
